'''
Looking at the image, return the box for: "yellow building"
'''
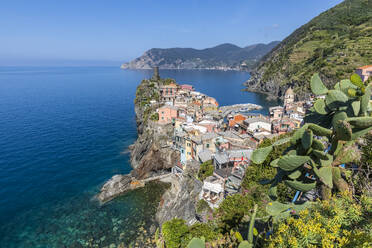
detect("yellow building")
[185,138,193,161]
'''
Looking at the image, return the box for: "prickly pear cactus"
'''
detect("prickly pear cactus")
[186,237,205,248]
[251,72,372,218]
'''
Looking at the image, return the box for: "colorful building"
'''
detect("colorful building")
[160,83,178,102]
[157,105,178,124]
[180,84,194,91]
[228,114,247,128]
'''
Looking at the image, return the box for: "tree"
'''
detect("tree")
[198,160,214,181]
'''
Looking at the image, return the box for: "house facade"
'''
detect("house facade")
[160,83,178,102]
[157,105,178,124]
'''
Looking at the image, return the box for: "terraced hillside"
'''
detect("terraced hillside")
[245,0,372,99]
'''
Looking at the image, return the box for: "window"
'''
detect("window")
[187,143,191,147]
[206,143,210,148]
[187,152,191,155]
[161,117,164,120]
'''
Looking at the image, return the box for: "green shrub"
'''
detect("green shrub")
[214,194,256,232]
[150,112,159,121]
[198,160,214,181]
[162,218,189,248]
[161,219,218,248]
[196,199,211,214]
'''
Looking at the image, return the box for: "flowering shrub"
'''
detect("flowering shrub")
[266,192,372,248]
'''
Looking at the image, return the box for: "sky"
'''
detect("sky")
[0,0,344,66]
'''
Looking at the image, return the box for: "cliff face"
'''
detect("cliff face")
[98,79,179,202]
[130,97,179,179]
[245,0,372,99]
[98,78,202,228]
[121,42,280,71]
[156,166,202,226]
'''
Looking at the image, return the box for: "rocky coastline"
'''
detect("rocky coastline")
[97,77,198,228]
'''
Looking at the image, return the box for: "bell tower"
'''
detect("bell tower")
[152,66,160,81]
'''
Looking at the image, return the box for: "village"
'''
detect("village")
[147,65,371,209]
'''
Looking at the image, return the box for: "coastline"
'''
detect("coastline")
[97,71,263,240]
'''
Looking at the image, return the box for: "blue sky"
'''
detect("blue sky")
[0,0,343,65]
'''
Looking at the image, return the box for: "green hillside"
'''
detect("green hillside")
[246,0,372,98]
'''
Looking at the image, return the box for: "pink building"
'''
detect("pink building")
[160,83,178,102]
[180,84,194,91]
[198,120,218,133]
[157,106,178,124]
[355,65,372,82]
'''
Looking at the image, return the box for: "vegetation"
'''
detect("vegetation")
[159,72,372,248]
[134,79,162,123]
[161,219,219,248]
[251,72,372,221]
[150,112,159,121]
[266,193,372,248]
[161,78,176,85]
[162,219,189,248]
[196,199,211,214]
[197,160,214,181]
[253,0,372,96]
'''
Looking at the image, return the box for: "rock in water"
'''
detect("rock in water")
[97,174,133,203]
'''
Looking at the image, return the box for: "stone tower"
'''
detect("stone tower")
[284,87,295,106]
[152,66,160,81]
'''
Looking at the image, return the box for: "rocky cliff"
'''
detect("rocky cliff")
[156,165,202,226]
[98,78,179,202]
[121,42,280,71]
[130,82,179,179]
[245,0,372,100]
[98,78,203,230]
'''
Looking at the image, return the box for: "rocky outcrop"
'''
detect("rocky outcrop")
[244,70,286,100]
[98,79,179,203]
[156,166,203,226]
[130,103,179,178]
[97,78,203,229]
[97,174,134,203]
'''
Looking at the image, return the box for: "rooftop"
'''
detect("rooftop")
[215,167,232,179]
[244,117,270,124]
[227,149,253,159]
[214,152,229,164]
[357,65,372,70]
[198,149,213,163]
[158,105,178,111]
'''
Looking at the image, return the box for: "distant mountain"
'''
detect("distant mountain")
[121,41,280,70]
[245,0,372,99]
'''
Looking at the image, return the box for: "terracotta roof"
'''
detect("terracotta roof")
[357,65,372,69]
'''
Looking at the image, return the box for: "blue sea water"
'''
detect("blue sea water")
[0,67,278,247]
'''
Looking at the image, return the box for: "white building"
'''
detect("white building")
[244,118,271,133]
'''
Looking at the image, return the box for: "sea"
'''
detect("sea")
[0,67,279,247]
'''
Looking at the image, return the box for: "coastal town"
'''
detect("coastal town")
[133,67,301,209]
[100,64,371,207]
[135,65,371,209]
